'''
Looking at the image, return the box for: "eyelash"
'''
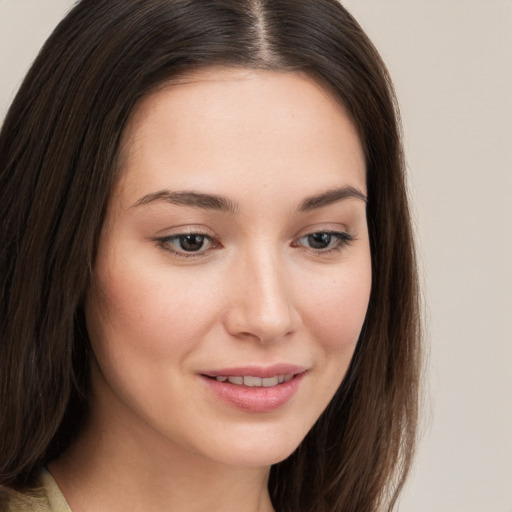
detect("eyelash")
[292,231,355,254]
[155,230,354,259]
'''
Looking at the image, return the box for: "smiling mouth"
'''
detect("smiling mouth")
[206,374,295,387]
[202,369,306,412]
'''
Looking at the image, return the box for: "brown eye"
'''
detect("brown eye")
[157,232,216,257]
[178,234,206,252]
[307,233,332,249]
[294,231,354,253]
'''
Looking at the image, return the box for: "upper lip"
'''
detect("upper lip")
[201,364,307,378]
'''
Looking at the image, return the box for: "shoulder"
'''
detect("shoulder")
[0,469,70,512]
[0,485,49,512]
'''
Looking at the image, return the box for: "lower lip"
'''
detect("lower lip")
[201,373,306,413]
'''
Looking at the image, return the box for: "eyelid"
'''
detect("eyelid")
[154,224,216,237]
[291,222,351,240]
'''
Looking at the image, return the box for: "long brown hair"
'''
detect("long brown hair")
[0,1,421,510]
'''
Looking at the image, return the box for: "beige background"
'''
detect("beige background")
[1,1,511,511]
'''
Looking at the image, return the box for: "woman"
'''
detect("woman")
[0,1,421,511]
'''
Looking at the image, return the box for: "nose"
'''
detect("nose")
[223,248,301,344]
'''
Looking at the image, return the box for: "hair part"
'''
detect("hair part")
[0,1,421,511]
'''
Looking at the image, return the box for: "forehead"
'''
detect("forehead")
[116,67,366,203]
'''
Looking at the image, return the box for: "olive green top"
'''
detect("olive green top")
[0,469,71,512]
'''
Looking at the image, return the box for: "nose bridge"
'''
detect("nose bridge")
[226,242,300,343]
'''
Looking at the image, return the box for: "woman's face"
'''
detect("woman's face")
[85,68,371,468]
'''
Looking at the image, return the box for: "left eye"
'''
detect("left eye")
[157,233,214,254]
[295,231,353,252]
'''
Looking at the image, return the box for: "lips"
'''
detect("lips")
[202,364,306,379]
[201,365,306,412]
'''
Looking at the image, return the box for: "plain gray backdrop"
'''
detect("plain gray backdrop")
[1,1,511,511]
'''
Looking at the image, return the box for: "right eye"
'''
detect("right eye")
[156,233,218,257]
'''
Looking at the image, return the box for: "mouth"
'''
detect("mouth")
[205,374,296,387]
[200,365,306,412]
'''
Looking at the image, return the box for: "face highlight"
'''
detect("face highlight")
[85,68,372,469]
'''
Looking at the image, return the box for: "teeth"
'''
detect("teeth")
[244,376,262,387]
[214,374,294,387]
[262,376,279,387]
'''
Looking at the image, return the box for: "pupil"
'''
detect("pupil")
[308,233,331,249]
[180,234,205,251]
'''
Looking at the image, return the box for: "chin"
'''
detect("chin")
[199,423,309,469]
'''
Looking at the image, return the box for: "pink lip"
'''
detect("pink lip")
[200,364,307,413]
[202,364,306,379]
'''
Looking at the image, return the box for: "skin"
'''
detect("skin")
[50,68,372,512]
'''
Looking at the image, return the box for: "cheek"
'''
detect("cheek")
[85,253,224,365]
[299,263,372,356]
[286,257,371,435]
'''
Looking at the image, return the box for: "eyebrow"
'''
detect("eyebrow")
[132,186,367,213]
[132,190,239,213]
[297,186,367,211]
